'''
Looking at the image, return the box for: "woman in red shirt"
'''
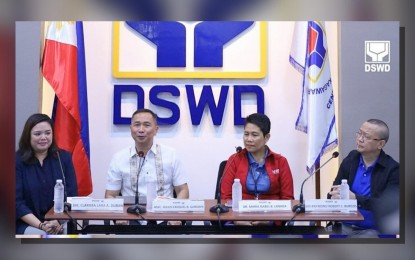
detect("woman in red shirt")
[220,113,294,226]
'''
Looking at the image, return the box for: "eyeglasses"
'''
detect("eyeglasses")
[355,131,383,142]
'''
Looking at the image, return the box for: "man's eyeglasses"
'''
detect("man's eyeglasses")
[355,131,383,142]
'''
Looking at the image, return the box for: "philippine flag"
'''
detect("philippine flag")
[289,21,338,174]
[42,21,93,195]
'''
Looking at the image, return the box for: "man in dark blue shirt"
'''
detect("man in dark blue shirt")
[328,119,399,237]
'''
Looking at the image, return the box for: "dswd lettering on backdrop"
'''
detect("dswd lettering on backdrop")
[112,21,267,125]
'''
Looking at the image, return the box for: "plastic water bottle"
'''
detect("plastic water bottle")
[146,175,157,212]
[54,179,64,213]
[340,179,350,200]
[232,178,242,211]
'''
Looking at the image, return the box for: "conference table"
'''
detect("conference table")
[45,199,363,235]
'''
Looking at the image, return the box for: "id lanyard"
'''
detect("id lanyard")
[248,150,268,199]
[250,166,261,200]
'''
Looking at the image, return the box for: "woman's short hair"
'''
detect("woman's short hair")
[244,113,271,136]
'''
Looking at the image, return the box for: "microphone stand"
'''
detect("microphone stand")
[210,146,242,214]
[56,151,72,211]
[127,152,147,214]
[57,150,82,232]
[292,152,339,213]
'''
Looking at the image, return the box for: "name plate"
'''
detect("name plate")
[152,199,205,212]
[239,200,291,212]
[305,199,357,212]
[71,198,124,212]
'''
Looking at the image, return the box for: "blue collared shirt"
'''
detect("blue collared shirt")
[245,151,270,199]
[345,155,377,229]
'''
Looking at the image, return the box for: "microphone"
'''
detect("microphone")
[292,151,339,213]
[127,151,147,214]
[56,151,71,211]
[209,146,243,213]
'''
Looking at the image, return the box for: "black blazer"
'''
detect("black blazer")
[328,150,399,211]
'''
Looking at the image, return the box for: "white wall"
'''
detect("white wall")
[42,21,340,200]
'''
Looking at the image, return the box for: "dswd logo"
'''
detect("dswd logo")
[306,21,328,83]
[113,21,267,78]
[365,41,391,72]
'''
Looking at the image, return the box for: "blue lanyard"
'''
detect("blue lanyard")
[250,166,261,199]
[247,150,268,199]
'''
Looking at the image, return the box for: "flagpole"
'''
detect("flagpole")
[315,161,321,226]
[315,161,321,199]
[39,21,46,112]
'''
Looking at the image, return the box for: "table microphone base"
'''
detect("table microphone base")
[292,203,305,213]
[64,202,72,211]
[127,204,147,214]
[209,204,229,213]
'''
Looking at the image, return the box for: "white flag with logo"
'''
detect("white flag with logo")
[289,21,338,173]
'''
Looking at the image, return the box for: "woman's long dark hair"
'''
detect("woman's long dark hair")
[17,113,59,164]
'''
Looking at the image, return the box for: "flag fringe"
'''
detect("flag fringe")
[295,124,307,133]
[306,139,339,174]
[289,56,305,74]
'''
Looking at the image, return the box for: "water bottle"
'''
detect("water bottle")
[146,175,157,212]
[54,179,64,213]
[232,178,242,211]
[340,179,350,200]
